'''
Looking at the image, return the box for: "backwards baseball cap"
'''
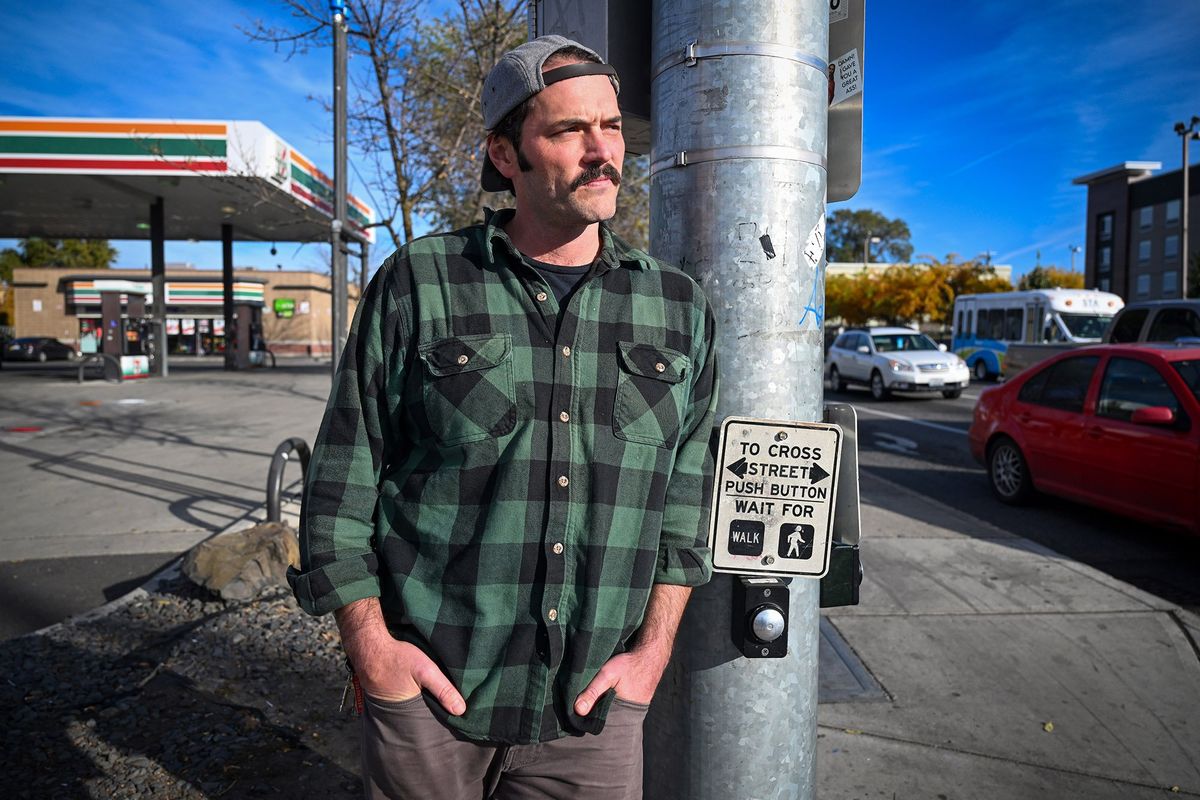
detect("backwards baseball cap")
[480,35,620,193]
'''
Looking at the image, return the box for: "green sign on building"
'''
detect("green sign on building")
[273,298,296,318]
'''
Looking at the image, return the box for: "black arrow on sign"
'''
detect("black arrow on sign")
[726,457,749,478]
[809,463,830,485]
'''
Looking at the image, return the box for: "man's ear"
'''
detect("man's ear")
[487,134,520,181]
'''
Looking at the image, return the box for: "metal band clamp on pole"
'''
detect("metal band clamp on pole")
[653,39,828,81]
[650,145,828,178]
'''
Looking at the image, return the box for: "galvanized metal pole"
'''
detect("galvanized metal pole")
[645,1,829,798]
[331,1,349,373]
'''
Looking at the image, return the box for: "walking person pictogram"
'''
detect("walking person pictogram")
[778,523,814,560]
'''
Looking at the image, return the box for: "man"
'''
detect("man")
[289,35,719,799]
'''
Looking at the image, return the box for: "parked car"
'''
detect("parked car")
[968,344,1200,535]
[4,336,77,362]
[826,327,971,400]
[1103,299,1200,344]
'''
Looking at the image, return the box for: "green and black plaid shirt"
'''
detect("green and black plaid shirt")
[290,208,718,744]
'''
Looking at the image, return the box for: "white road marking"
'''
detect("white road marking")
[853,404,970,437]
[874,431,919,454]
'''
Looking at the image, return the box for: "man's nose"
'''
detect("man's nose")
[583,128,617,165]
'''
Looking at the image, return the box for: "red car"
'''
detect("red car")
[968,344,1200,535]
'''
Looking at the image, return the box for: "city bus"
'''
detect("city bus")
[951,289,1124,380]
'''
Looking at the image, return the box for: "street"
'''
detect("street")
[827,378,1200,616]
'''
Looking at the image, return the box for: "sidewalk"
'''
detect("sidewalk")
[2,450,1198,797]
[818,470,1200,799]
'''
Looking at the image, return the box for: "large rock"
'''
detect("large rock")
[182,522,299,601]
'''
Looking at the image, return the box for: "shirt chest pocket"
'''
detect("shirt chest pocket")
[417,333,516,446]
[613,341,691,449]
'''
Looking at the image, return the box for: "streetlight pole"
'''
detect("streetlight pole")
[863,233,880,267]
[1175,116,1199,298]
[1069,245,1081,273]
[330,0,349,375]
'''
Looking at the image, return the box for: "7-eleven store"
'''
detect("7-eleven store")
[12,266,351,358]
[67,277,265,356]
[0,117,374,372]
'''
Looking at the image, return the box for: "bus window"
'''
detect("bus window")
[968,309,974,337]
[1005,309,1023,341]
[977,309,989,338]
[989,310,1004,340]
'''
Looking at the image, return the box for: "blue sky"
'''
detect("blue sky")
[1,0,1199,280]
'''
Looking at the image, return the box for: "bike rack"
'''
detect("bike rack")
[76,353,124,384]
[266,437,311,523]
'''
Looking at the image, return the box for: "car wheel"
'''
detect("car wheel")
[973,359,989,382]
[829,365,847,392]
[37,351,47,363]
[942,388,963,399]
[987,437,1034,504]
[869,370,890,400]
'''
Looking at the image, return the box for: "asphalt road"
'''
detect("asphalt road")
[828,378,1200,616]
[0,357,327,639]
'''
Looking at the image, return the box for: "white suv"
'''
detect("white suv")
[826,327,970,400]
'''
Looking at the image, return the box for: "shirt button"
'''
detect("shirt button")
[561,346,572,357]
[536,291,549,302]
[655,361,666,373]
[547,608,558,622]
[557,475,569,488]
[552,542,564,555]
[559,411,570,423]
[457,354,469,365]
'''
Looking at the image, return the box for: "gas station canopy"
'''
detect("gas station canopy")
[0,117,374,243]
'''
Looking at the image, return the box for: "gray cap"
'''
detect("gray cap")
[481,35,620,193]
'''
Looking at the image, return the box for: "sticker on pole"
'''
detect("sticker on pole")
[708,416,842,578]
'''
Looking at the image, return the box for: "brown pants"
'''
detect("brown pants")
[359,694,649,800]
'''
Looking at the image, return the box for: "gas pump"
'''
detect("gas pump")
[98,289,152,379]
[232,303,266,369]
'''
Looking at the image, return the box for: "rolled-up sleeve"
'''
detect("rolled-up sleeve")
[288,259,409,615]
[655,297,719,586]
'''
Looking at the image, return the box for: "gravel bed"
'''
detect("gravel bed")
[0,570,362,798]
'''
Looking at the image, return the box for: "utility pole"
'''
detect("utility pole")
[330,0,349,373]
[1175,116,1198,298]
[863,233,880,267]
[645,1,828,797]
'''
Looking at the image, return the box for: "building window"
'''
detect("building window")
[1165,234,1179,261]
[1163,271,1179,295]
[1099,245,1112,271]
[1139,206,1153,229]
[1098,213,1114,240]
[1099,278,1110,292]
[1166,199,1181,224]
[1138,240,1151,263]
[1136,274,1150,296]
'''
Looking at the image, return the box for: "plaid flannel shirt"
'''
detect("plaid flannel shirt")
[289,208,718,744]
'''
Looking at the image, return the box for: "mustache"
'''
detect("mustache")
[570,163,622,191]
